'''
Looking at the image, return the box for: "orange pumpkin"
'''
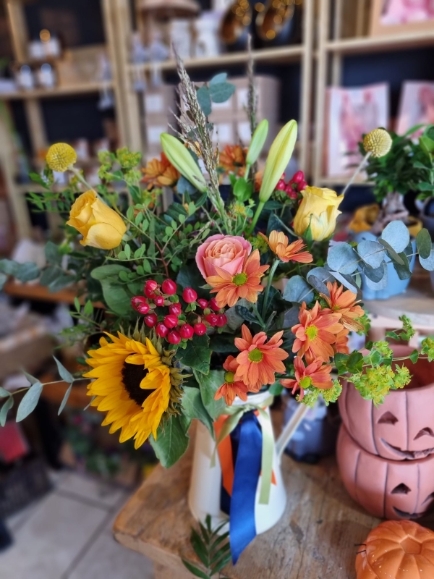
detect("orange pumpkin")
[356,520,434,579]
[337,426,434,519]
[339,346,434,461]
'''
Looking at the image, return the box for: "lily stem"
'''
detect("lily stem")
[262,259,280,319]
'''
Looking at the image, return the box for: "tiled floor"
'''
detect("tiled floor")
[2,471,155,579]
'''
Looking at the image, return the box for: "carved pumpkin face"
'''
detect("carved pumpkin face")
[356,520,434,579]
[339,346,434,461]
[337,426,434,520]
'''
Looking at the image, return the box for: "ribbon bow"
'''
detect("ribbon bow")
[214,396,274,563]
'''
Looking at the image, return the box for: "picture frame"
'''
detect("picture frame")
[370,0,434,36]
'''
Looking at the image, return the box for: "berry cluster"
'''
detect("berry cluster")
[275,170,308,200]
[131,279,227,345]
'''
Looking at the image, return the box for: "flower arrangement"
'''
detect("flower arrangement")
[2,56,434,566]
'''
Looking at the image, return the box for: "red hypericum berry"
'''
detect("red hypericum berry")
[216,314,228,328]
[144,313,158,327]
[205,313,219,326]
[197,298,208,309]
[194,323,207,336]
[167,331,181,345]
[169,303,182,316]
[286,186,298,200]
[276,179,286,191]
[156,322,169,338]
[183,287,198,304]
[179,324,194,339]
[209,298,220,312]
[161,279,177,296]
[292,170,305,184]
[131,296,149,314]
[154,296,165,307]
[144,280,158,298]
[299,180,308,191]
[163,314,178,329]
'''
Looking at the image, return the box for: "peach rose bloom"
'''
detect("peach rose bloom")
[195,234,252,279]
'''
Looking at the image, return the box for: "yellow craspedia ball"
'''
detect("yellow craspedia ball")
[46,143,77,172]
[363,128,392,158]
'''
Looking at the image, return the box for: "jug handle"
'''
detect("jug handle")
[275,404,310,461]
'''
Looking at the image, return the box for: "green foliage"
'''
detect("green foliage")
[421,337,434,362]
[350,365,411,405]
[177,335,212,374]
[300,380,342,407]
[181,386,214,434]
[182,515,231,579]
[150,414,191,468]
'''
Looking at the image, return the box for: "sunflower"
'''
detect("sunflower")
[84,332,172,449]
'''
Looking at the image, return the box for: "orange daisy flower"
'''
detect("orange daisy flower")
[334,328,350,355]
[142,153,180,190]
[321,281,365,332]
[215,355,249,406]
[206,249,269,308]
[281,357,333,400]
[292,302,343,363]
[219,145,247,176]
[234,325,289,392]
[260,231,313,264]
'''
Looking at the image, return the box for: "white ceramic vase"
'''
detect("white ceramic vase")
[188,390,308,534]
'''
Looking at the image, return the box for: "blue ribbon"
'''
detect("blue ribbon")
[220,411,262,564]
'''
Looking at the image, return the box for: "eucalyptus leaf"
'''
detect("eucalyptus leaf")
[283,275,314,304]
[365,266,388,290]
[0,396,14,427]
[416,229,432,259]
[53,356,74,383]
[392,251,412,281]
[209,81,235,104]
[329,271,359,293]
[58,383,73,415]
[327,243,358,275]
[0,272,7,290]
[0,387,11,398]
[45,241,62,265]
[357,240,386,269]
[234,305,257,323]
[378,239,405,266]
[210,73,227,85]
[16,382,43,422]
[306,267,334,295]
[419,248,434,271]
[360,261,386,283]
[181,386,214,434]
[381,221,410,254]
[15,262,40,283]
[197,86,212,116]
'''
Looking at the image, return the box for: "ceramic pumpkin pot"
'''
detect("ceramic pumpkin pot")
[356,520,434,579]
[337,425,434,520]
[339,346,434,461]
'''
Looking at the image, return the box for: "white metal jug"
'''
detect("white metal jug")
[188,390,309,534]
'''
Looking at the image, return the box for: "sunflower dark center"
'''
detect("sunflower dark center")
[121,362,151,406]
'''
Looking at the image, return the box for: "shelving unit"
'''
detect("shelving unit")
[313,0,434,187]
[115,0,315,173]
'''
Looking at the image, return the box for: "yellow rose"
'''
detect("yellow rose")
[67,191,126,250]
[293,186,344,241]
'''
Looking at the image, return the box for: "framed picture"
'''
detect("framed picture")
[325,83,389,177]
[397,81,434,135]
[371,0,434,36]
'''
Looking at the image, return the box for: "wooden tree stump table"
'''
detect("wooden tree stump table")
[113,438,381,579]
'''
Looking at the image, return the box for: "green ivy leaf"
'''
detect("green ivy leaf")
[150,414,191,468]
[177,335,211,374]
[181,386,214,433]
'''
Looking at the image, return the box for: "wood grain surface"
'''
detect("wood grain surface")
[113,432,382,579]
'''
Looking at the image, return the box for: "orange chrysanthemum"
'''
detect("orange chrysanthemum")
[292,302,343,363]
[142,153,180,190]
[260,231,313,264]
[234,325,289,392]
[334,328,350,355]
[321,281,365,332]
[215,355,249,406]
[219,145,247,176]
[281,357,333,400]
[206,249,269,308]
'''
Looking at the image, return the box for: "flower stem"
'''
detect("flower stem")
[262,259,280,318]
[342,152,371,196]
[249,201,265,235]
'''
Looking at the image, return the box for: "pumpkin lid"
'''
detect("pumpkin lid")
[356,521,434,579]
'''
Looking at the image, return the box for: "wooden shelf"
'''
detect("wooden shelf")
[4,281,78,304]
[326,31,434,55]
[318,175,370,187]
[128,45,304,74]
[0,81,113,101]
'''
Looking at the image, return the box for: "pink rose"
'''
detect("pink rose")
[195,234,252,280]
